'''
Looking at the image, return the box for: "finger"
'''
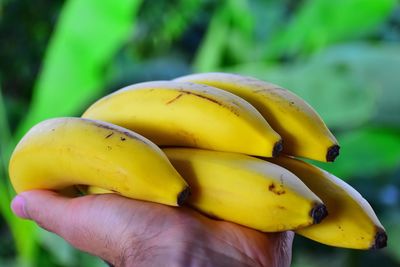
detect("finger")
[10,190,169,265]
[273,231,294,267]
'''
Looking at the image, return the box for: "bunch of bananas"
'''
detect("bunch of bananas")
[9,72,387,250]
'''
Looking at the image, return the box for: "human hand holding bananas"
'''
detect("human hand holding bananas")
[9,72,387,263]
[11,190,294,267]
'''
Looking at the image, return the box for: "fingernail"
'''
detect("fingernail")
[11,195,29,219]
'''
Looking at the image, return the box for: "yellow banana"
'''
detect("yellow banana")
[82,81,282,157]
[163,148,327,232]
[86,185,113,195]
[87,148,327,231]
[174,72,339,162]
[9,117,190,206]
[267,156,387,249]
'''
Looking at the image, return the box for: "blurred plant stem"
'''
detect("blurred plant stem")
[0,86,38,267]
[192,4,229,72]
[0,85,12,225]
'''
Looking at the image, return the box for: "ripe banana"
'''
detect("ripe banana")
[9,117,190,206]
[174,72,339,162]
[82,81,282,157]
[267,156,387,249]
[163,148,327,232]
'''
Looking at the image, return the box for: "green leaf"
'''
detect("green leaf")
[17,0,143,139]
[265,0,397,58]
[319,127,400,179]
[192,6,230,72]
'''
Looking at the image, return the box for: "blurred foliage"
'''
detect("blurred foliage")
[265,0,397,58]
[0,0,399,266]
[18,0,143,138]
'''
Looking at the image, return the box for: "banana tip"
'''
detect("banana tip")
[371,228,387,249]
[326,145,340,162]
[311,203,328,224]
[272,140,283,157]
[177,186,191,206]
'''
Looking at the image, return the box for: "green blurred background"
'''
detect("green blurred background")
[1,0,400,266]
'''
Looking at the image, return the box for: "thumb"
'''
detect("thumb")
[10,190,163,266]
[11,190,71,232]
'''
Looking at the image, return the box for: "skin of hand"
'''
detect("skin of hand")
[11,190,294,267]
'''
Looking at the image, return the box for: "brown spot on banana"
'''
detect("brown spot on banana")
[268,183,286,195]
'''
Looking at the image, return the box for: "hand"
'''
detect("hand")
[11,190,293,267]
